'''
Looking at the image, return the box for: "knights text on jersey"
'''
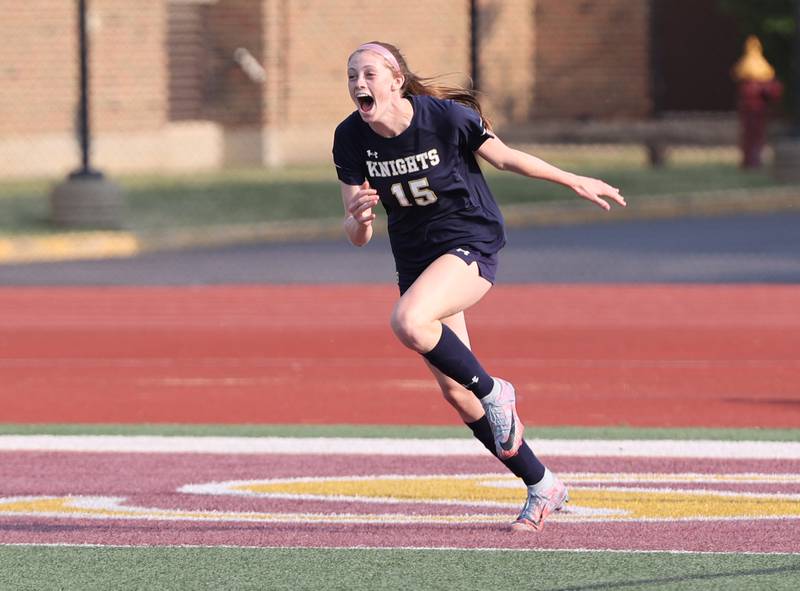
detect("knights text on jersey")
[332,94,506,272]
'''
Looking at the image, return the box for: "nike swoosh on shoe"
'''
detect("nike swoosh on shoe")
[499,416,517,452]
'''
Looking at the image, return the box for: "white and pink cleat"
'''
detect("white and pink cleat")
[480,377,524,459]
[511,473,569,532]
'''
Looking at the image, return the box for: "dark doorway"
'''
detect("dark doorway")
[651,0,744,112]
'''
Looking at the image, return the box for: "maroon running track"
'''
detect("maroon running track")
[0,284,798,427]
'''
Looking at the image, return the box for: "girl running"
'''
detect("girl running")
[332,41,626,531]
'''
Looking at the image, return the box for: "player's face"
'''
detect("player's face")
[347,51,401,123]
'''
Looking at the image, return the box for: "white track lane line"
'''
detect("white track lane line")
[0,436,798,459]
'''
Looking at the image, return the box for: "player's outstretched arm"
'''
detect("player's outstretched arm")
[341,180,379,246]
[476,136,627,211]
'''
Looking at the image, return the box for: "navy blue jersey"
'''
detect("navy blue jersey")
[333,95,506,273]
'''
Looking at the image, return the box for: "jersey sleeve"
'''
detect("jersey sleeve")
[449,101,494,152]
[332,121,366,186]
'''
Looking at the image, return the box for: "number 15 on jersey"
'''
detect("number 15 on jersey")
[390,177,438,207]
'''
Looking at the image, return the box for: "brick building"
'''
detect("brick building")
[1,1,731,178]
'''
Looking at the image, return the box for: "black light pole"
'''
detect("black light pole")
[470,0,479,91]
[50,0,123,227]
[647,0,666,166]
[75,0,95,177]
[792,0,800,137]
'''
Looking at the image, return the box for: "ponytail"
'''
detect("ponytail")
[404,73,492,130]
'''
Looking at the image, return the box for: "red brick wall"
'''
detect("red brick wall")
[533,0,651,119]
[0,0,657,174]
[265,0,471,128]
[90,0,167,132]
[476,0,536,127]
[0,1,166,136]
[0,2,76,134]
[1,0,653,134]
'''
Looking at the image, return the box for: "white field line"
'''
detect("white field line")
[0,542,797,556]
[0,436,798,459]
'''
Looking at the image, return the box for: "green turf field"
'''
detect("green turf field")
[0,423,797,441]
[2,546,798,591]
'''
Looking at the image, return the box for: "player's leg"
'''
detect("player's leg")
[391,252,521,458]
[421,311,484,423]
[392,253,497,400]
[425,311,568,530]
[391,253,491,354]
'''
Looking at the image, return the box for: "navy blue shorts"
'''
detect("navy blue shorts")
[397,246,499,295]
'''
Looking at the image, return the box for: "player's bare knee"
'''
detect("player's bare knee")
[390,303,427,351]
[389,305,418,349]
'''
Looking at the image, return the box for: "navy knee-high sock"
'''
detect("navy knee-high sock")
[422,324,494,398]
[466,415,546,486]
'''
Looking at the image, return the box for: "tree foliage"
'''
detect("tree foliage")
[718,0,797,116]
[717,0,795,84]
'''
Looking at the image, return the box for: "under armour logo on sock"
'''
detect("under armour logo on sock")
[464,376,479,388]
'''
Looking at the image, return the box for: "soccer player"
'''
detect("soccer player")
[333,41,626,531]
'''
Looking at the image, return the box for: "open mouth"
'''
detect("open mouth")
[356,95,375,114]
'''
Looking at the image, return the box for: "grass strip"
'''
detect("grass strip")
[0,161,787,235]
[0,423,797,441]
[0,546,798,591]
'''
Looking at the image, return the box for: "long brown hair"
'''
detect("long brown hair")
[353,41,492,130]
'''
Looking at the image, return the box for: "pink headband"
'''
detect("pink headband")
[355,43,400,72]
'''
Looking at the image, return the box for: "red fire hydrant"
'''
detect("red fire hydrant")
[732,36,783,169]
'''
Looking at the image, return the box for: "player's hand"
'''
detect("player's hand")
[349,180,380,226]
[570,175,627,211]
